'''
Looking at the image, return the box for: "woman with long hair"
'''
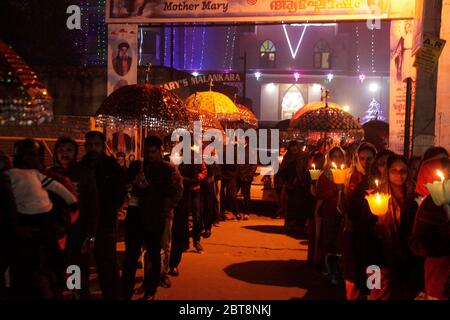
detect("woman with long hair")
[355,154,422,299]
[342,143,376,300]
[344,149,394,299]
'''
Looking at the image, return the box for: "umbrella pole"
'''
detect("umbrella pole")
[140,123,144,171]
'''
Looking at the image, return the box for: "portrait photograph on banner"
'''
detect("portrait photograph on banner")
[107,24,138,95]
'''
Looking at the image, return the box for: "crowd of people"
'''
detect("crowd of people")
[0,131,449,300]
[0,132,256,300]
[276,140,450,300]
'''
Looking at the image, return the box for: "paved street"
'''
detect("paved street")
[141,216,345,300]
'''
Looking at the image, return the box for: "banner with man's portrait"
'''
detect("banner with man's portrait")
[107,24,138,95]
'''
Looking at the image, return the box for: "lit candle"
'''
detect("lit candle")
[365,192,391,216]
[331,162,347,185]
[426,170,450,206]
[309,163,321,181]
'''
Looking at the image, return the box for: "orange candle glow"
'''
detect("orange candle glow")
[331,162,347,185]
[365,192,391,216]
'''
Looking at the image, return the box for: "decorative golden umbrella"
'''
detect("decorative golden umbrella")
[184,91,240,122]
[187,108,224,132]
[0,41,53,126]
[236,104,258,129]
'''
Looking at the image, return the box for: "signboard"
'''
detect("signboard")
[413,34,447,73]
[106,0,415,24]
[161,72,243,91]
[389,20,416,155]
[107,24,138,95]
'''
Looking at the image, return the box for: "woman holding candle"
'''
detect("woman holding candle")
[345,149,395,300]
[410,157,450,300]
[355,154,422,300]
[307,151,325,265]
[315,146,346,285]
[342,143,377,300]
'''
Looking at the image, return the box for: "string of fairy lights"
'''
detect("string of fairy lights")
[200,26,206,70]
[190,26,196,70]
[355,22,377,82]
[96,0,107,65]
[222,26,232,70]
[228,26,237,70]
[371,23,376,73]
[355,25,361,73]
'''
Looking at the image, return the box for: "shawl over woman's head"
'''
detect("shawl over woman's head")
[353,142,377,176]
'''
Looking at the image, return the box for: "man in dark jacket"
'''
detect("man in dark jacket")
[84,131,127,300]
[237,144,257,220]
[201,161,220,238]
[121,135,183,300]
[170,149,207,276]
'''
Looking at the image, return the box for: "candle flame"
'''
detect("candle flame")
[376,193,381,202]
[332,162,337,169]
[303,146,306,152]
[437,170,445,182]
[312,163,316,170]
[375,179,379,188]
[341,164,345,170]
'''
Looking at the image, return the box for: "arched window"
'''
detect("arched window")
[281,85,305,120]
[314,40,331,69]
[260,40,276,68]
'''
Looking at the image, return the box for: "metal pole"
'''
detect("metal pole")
[404,77,413,159]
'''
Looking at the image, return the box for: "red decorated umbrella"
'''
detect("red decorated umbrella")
[96,83,190,158]
[96,83,190,135]
[289,100,364,145]
[0,41,53,126]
